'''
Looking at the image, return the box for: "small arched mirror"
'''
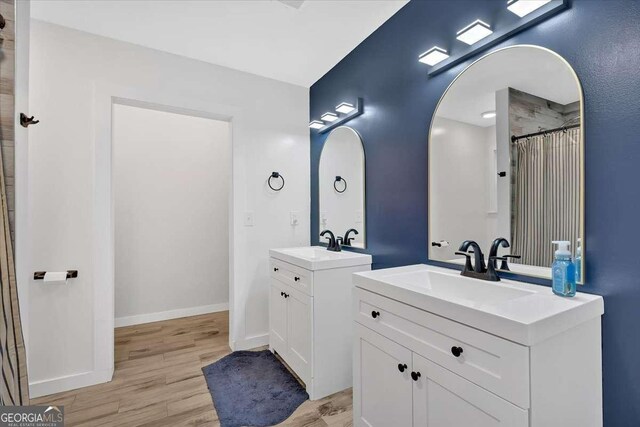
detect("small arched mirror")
[429,45,584,282]
[319,126,366,248]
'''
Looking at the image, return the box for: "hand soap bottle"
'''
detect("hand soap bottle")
[551,241,576,297]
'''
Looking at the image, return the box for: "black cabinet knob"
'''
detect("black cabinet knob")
[451,346,464,357]
[397,363,407,373]
[371,311,380,319]
[411,371,421,381]
[294,276,300,282]
[280,291,285,297]
[274,267,279,272]
[284,293,289,298]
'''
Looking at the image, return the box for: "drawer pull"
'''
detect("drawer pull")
[273,267,279,272]
[284,293,289,298]
[371,311,380,319]
[280,291,285,297]
[411,371,421,381]
[397,363,407,373]
[451,346,464,357]
[294,276,300,282]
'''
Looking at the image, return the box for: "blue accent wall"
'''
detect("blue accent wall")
[310,1,640,425]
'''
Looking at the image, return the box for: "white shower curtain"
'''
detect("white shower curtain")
[511,128,580,267]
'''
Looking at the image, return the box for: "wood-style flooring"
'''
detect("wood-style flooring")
[31,312,353,426]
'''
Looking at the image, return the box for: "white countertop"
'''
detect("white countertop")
[270,246,372,270]
[353,264,603,346]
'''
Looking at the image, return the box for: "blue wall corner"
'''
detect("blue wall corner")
[310,0,640,425]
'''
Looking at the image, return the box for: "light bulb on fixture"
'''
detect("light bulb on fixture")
[481,111,496,119]
[418,47,449,66]
[309,120,324,130]
[321,112,338,122]
[507,0,552,17]
[335,102,355,114]
[456,20,493,45]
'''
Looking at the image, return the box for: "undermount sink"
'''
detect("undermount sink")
[269,246,372,270]
[354,264,603,345]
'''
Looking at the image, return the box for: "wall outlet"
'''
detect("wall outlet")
[244,211,254,227]
[290,211,299,226]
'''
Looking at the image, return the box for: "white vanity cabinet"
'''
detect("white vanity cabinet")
[353,264,604,427]
[269,247,372,400]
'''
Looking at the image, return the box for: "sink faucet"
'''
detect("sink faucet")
[343,228,359,246]
[320,229,342,252]
[455,239,520,282]
[488,238,522,271]
[457,240,486,273]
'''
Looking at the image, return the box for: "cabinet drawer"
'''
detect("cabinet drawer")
[270,259,313,296]
[354,288,530,409]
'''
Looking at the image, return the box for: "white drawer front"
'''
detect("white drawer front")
[354,287,530,409]
[270,259,313,296]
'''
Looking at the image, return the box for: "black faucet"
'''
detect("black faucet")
[320,229,342,252]
[455,239,521,282]
[343,228,359,246]
[488,238,522,271]
[457,240,486,273]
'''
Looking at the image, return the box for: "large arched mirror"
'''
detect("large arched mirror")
[428,45,584,282]
[319,126,366,248]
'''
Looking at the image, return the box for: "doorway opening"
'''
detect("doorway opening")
[111,103,231,359]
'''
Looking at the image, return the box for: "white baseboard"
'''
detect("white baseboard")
[115,303,229,327]
[233,333,269,351]
[29,369,114,399]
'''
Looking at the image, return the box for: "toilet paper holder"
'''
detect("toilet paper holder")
[33,270,78,280]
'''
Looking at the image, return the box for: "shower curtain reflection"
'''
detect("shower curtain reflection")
[511,127,581,267]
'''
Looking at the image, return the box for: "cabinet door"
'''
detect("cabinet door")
[412,353,528,427]
[354,324,413,427]
[286,288,313,383]
[269,281,288,356]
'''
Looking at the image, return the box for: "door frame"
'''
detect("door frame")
[93,82,242,380]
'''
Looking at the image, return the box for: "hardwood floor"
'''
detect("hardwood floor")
[31,312,353,427]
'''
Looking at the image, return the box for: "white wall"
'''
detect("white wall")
[429,117,495,261]
[113,105,230,325]
[318,127,365,247]
[496,88,511,242]
[26,20,309,397]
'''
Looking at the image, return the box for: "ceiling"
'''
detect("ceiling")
[436,47,580,127]
[31,0,408,87]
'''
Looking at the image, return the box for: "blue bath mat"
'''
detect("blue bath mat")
[202,350,309,427]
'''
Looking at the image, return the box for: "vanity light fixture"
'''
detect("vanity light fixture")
[507,0,552,17]
[456,20,493,45]
[335,102,356,114]
[309,120,325,130]
[481,110,497,119]
[418,47,449,66]
[321,112,339,122]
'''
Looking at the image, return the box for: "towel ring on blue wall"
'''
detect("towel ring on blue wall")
[334,176,347,193]
[268,172,285,191]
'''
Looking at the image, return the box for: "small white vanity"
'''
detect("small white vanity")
[269,246,371,400]
[352,264,604,427]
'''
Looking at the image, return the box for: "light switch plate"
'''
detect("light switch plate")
[244,211,254,227]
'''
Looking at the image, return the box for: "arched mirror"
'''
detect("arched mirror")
[319,126,366,248]
[428,45,584,282]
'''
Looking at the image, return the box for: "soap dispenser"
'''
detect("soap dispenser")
[551,241,576,297]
